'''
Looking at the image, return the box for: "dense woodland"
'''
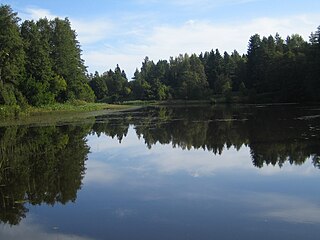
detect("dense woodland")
[89,28,320,103]
[1,4,320,108]
[0,5,95,107]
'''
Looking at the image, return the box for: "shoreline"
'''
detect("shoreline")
[1,100,319,127]
[0,103,138,127]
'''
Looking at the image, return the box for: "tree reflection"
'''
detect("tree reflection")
[1,105,319,225]
[0,124,92,225]
[94,105,320,168]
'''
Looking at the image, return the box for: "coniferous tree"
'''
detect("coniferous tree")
[1,5,320,106]
[246,34,262,90]
[50,18,94,102]
[37,18,67,101]
[306,26,320,101]
[20,20,56,105]
[89,71,108,101]
[0,5,25,105]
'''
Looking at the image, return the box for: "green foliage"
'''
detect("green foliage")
[0,104,21,119]
[0,5,94,109]
[305,26,320,101]
[0,84,17,105]
[89,71,108,100]
[50,18,95,102]
[28,101,116,113]
[214,74,232,94]
[51,74,67,96]
[239,82,247,96]
[89,65,130,103]
[1,4,320,107]
[0,5,25,89]
[20,19,56,106]
[20,76,55,106]
[127,54,208,101]
[117,29,320,103]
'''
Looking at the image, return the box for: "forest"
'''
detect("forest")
[1,4,320,109]
[0,5,95,108]
[92,29,320,103]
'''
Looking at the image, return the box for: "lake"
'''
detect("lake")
[0,104,320,240]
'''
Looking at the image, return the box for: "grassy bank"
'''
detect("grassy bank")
[0,101,135,126]
[29,102,132,114]
[121,96,242,106]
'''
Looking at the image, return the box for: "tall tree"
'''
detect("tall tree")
[246,34,262,90]
[20,20,56,105]
[306,26,320,101]
[89,71,108,101]
[0,5,25,105]
[201,49,224,91]
[50,18,94,102]
[129,68,152,100]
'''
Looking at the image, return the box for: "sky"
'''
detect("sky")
[3,0,320,78]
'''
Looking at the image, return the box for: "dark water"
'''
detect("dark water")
[1,104,320,240]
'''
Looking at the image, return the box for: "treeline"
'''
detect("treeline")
[1,4,320,107]
[0,5,94,107]
[91,29,320,103]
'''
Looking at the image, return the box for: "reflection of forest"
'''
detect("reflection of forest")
[94,105,320,168]
[0,105,319,225]
[0,124,92,225]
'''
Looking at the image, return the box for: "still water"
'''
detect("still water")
[0,104,320,240]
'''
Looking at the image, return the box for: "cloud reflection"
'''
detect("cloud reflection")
[84,159,121,184]
[247,193,320,224]
[0,219,93,240]
[87,129,319,182]
[87,127,255,178]
[148,145,252,176]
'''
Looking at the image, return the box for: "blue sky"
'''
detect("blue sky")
[3,0,320,78]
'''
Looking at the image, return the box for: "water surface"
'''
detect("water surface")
[0,104,320,240]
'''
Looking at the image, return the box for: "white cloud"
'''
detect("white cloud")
[20,7,320,79]
[71,19,114,45]
[83,50,144,78]
[22,7,114,46]
[172,0,257,7]
[85,14,320,77]
[23,7,58,20]
[135,0,259,7]
[139,14,319,57]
